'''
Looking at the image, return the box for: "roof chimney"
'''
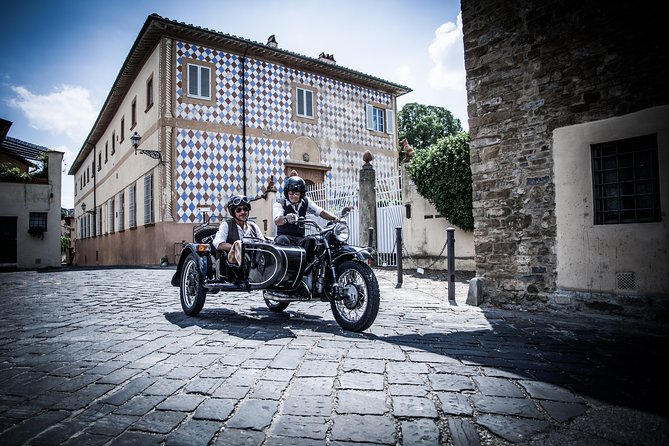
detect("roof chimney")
[318,52,336,64]
[266,34,278,48]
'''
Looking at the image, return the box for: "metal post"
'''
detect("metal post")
[367,227,374,248]
[447,227,455,303]
[396,226,403,288]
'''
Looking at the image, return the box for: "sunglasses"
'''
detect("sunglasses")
[235,207,250,213]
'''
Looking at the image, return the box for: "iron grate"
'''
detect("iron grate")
[616,272,637,290]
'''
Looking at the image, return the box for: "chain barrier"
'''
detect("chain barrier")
[399,237,448,271]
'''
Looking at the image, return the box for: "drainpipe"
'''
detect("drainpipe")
[241,45,249,196]
[93,144,97,236]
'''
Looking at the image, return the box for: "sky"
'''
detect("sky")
[1,0,467,209]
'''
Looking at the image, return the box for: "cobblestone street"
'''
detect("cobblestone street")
[0,267,667,445]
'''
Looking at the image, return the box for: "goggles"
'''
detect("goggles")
[229,196,250,207]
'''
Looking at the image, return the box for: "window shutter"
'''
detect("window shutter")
[305,90,313,117]
[365,104,374,130]
[144,174,153,224]
[129,185,136,228]
[386,109,395,134]
[200,67,210,98]
[188,64,198,96]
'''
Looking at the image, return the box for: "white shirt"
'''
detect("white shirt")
[272,198,324,221]
[212,219,264,249]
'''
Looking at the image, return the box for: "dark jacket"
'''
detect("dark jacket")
[276,197,309,237]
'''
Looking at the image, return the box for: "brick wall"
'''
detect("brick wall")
[461,0,669,305]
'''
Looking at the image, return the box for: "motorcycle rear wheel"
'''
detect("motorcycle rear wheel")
[331,260,380,332]
[180,253,207,316]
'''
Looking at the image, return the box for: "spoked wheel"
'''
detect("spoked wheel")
[180,253,207,316]
[263,293,290,312]
[331,260,380,332]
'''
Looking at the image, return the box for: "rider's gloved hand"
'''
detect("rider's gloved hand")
[284,213,298,224]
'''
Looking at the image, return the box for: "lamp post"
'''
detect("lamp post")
[131,132,163,161]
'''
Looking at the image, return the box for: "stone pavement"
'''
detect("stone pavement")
[0,266,667,445]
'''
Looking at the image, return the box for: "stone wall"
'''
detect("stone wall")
[461,0,669,305]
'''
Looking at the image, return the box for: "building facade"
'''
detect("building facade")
[462,0,669,318]
[69,14,410,266]
[0,120,63,269]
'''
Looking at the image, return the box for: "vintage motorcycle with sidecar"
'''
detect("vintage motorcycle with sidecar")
[170,209,380,332]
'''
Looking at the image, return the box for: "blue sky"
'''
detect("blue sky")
[1,0,466,208]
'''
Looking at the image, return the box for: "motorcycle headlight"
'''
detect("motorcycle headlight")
[333,222,350,243]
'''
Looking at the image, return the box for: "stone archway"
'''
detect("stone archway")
[284,136,331,185]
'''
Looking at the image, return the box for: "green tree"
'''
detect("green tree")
[398,102,462,157]
[407,132,474,231]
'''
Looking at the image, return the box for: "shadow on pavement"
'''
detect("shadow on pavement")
[374,319,668,419]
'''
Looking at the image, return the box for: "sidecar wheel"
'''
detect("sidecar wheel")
[180,253,207,316]
[331,261,380,332]
[264,298,289,313]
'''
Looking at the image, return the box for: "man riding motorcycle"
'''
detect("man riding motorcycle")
[273,175,339,248]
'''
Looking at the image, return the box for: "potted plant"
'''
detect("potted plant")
[28,226,46,239]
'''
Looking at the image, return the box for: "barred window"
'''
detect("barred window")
[591,134,661,225]
[129,184,137,228]
[144,174,154,224]
[29,212,47,230]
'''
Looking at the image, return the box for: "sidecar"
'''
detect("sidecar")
[171,236,308,316]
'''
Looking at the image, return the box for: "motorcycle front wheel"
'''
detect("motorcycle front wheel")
[180,253,207,316]
[264,296,289,312]
[331,260,380,332]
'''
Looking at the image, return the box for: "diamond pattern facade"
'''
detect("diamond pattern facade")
[174,41,398,223]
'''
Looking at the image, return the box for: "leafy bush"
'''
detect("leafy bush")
[407,132,474,231]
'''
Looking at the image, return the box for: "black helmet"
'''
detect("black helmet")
[227,194,251,215]
[284,176,306,199]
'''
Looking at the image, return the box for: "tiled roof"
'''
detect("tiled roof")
[1,136,48,162]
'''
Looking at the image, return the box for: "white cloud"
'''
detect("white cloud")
[428,13,466,91]
[7,84,97,142]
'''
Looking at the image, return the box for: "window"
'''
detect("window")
[105,142,108,163]
[296,87,314,118]
[146,75,154,110]
[144,174,154,224]
[111,131,116,155]
[108,198,115,233]
[591,134,661,225]
[120,117,125,142]
[98,153,102,170]
[29,212,47,231]
[187,63,211,99]
[118,191,125,231]
[131,98,137,128]
[128,184,137,228]
[365,104,395,134]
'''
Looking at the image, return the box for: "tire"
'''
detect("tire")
[264,297,289,313]
[194,225,219,243]
[180,253,207,316]
[331,260,380,332]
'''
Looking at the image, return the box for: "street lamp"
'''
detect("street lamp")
[131,132,163,162]
[81,202,94,215]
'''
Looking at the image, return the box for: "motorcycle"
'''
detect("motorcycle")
[170,209,380,332]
